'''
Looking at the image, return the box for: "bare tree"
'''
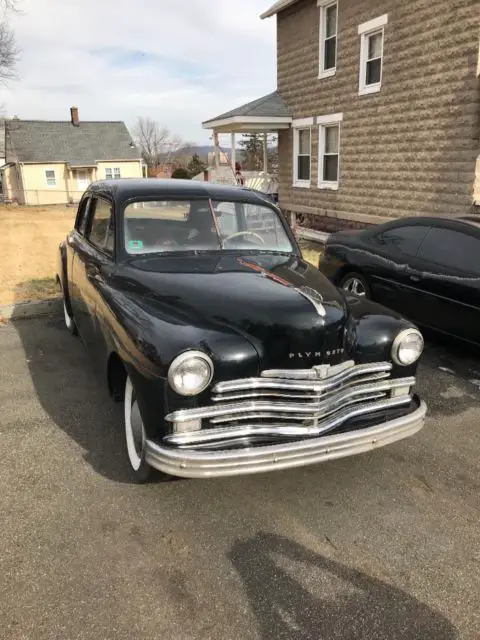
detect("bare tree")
[133,116,186,170]
[0,0,19,83]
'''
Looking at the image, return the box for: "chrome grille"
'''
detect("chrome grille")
[165,361,416,444]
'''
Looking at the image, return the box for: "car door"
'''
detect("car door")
[72,195,115,352]
[68,196,91,320]
[366,223,431,323]
[412,225,480,343]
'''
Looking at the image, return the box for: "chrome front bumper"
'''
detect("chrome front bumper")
[144,400,427,478]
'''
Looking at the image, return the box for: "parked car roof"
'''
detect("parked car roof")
[88,178,278,206]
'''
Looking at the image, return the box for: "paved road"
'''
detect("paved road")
[0,317,479,640]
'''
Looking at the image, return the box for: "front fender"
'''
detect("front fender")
[99,286,260,439]
[344,294,421,379]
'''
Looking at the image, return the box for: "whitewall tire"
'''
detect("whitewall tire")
[124,375,153,483]
[62,288,77,335]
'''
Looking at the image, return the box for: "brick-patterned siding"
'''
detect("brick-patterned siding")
[277,0,480,229]
[474,156,480,204]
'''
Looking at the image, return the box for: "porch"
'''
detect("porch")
[202,91,292,193]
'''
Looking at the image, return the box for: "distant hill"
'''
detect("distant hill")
[175,145,233,160]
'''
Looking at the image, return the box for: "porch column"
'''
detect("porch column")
[231,132,236,176]
[263,132,268,175]
[213,131,220,169]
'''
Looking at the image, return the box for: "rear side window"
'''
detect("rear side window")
[88,198,114,257]
[417,227,480,275]
[377,225,430,257]
[75,198,90,236]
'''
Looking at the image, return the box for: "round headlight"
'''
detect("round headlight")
[168,351,214,396]
[391,329,424,366]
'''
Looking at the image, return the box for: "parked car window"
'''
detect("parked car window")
[417,227,480,275]
[377,225,430,257]
[88,198,114,257]
[123,199,293,255]
[75,198,90,236]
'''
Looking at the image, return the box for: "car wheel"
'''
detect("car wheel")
[124,375,154,483]
[339,272,370,299]
[61,285,78,335]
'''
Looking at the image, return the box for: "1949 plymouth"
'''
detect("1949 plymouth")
[57,179,427,482]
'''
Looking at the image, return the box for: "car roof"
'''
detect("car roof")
[370,215,480,233]
[87,178,275,206]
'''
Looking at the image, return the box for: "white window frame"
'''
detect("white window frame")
[318,0,338,79]
[105,167,121,180]
[292,117,313,188]
[45,169,56,187]
[358,14,388,96]
[317,113,343,190]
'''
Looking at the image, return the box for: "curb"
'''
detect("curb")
[0,297,63,321]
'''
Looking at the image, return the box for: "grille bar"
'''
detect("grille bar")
[165,395,413,447]
[213,361,392,395]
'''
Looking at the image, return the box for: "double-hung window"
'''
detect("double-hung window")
[292,118,313,188]
[45,169,56,187]
[318,0,338,79]
[105,167,121,179]
[358,14,388,95]
[317,113,343,190]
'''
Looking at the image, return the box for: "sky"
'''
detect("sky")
[0,0,277,145]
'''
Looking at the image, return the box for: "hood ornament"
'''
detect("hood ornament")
[296,286,326,317]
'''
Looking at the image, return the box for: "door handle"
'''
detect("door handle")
[409,275,421,282]
[86,264,101,282]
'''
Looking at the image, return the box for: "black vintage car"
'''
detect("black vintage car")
[57,179,426,482]
[319,216,480,346]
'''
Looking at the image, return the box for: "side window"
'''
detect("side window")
[377,225,430,257]
[417,227,480,275]
[75,197,90,236]
[88,198,114,257]
[213,202,238,236]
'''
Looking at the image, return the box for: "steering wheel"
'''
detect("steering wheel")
[223,231,265,246]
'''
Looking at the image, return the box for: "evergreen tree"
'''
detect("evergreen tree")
[187,153,207,178]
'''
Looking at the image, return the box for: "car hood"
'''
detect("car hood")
[115,253,351,369]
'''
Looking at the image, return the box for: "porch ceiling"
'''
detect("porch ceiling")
[202,91,292,133]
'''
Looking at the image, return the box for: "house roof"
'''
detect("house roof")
[5,119,141,165]
[202,91,291,129]
[260,0,301,19]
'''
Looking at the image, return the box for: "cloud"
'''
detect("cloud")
[1,0,277,144]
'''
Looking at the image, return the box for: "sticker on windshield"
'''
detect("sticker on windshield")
[128,240,143,251]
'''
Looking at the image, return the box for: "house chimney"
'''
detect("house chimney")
[70,106,79,126]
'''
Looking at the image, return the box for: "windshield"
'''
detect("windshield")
[123,198,293,255]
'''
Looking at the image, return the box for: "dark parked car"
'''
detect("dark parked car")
[319,216,480,346]
[57,179,426,482]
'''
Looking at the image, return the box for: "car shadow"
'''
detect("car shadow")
[228,532,457,640]
[11,311,152,484]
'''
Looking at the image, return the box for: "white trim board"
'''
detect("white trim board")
[203,115,292,129]
[316,112,343,124]
[292,117,314,128]
[358,14,388,35]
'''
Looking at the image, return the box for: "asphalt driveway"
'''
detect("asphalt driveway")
[0,317,479,639]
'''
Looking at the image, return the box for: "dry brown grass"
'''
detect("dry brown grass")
[299,239,323,267]
[0,204,324,306]
[0,204,76,305]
